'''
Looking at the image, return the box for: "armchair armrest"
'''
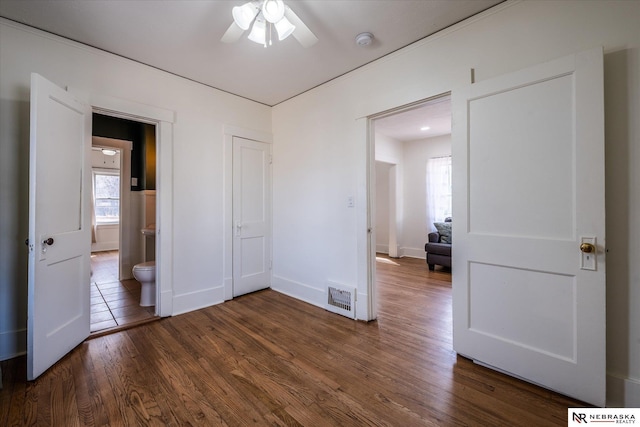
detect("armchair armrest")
[428,232,440,243]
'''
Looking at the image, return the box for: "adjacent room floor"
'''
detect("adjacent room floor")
[90,251,156,333]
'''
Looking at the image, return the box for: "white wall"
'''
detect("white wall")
[272,1,640,406]
[0,19,271,360]
[402,135,451,258]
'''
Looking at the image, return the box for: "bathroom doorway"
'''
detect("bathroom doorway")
[89,114,159,334]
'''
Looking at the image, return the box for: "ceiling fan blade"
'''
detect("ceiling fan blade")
[221,22,245,43]
[284,6,318,48]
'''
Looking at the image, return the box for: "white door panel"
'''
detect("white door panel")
[233,137,271,297]
[452,48,605,406]
[28,73,91,380]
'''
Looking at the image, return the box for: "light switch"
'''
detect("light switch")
[347,195,355,208]
[131,177,138,186]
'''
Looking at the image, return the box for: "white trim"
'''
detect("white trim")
[156,121,173,317]
[0,328,26,360]
[271,275,325,308]
[172,286,225,316]
[376,244,389,254]
[224,125,273,144]
[401,247,427,259]
[357,117,374,321]
[607,373,640,408]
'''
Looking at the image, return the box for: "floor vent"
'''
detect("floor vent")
[325,283,356,319]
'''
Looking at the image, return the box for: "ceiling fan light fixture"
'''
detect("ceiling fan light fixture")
[262,0,285,23]
[274,16,295,40]
[248,18,266,45]
[232,2,259,30]
[223,0,317,48]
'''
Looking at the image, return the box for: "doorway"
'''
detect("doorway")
[368,93,452,318]
[89,114,158,333]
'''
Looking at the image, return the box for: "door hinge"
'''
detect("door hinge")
[269,155,273,165]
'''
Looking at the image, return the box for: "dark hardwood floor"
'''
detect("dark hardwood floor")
[1,255,584,426]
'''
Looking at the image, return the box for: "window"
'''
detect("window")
[93,170,120,224]
[426,156,452,228]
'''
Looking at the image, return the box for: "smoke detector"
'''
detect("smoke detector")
[355,32,374,46]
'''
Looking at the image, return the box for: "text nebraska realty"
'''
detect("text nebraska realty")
[581,413,636,424]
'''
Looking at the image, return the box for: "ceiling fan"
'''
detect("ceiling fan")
[221,0,318,48]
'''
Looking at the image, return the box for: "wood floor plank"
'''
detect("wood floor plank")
[1,255,588,425]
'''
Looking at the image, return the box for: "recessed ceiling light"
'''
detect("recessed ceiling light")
[420,126,431,131]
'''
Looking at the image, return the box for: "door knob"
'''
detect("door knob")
[43,237,54,246]
[580,242,595,253]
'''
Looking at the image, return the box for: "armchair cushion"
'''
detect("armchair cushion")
[424,241,451,257]
[433,222,452,244]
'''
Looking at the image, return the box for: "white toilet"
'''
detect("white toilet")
[132,261,156,306]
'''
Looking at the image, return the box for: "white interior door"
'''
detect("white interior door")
[232,137,271,297]
[27,73,91,380]
[452,48,606,406]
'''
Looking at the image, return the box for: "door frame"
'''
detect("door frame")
[374,160,399,258]
[365,94,452,321]
[75,91,175,317]
[223,125,273,300]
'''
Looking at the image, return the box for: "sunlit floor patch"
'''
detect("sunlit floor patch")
[376,256,399,266]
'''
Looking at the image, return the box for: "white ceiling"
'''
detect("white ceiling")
[0,0,501,108]
[374,94,451,142]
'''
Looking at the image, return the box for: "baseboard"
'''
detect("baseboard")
[224,277,233,301]
[91,242,119,252]
[401,247,426,259]
[0,328,26,361]
[158,289,173,317]
[607,373,640,407]
[171,285,225,316]
[271,275,325,309]
[356,291,371,321]
[376,244,389,254]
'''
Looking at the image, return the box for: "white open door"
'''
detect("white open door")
[232,137,271,297]
[27,73,91,380]
[452,48,605,406]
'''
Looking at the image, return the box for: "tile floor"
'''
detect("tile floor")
[90,251,156,333]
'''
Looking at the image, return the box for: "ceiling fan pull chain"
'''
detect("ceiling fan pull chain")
[264,21,268,48]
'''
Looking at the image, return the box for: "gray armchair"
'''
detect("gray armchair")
[425,218,452,271]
